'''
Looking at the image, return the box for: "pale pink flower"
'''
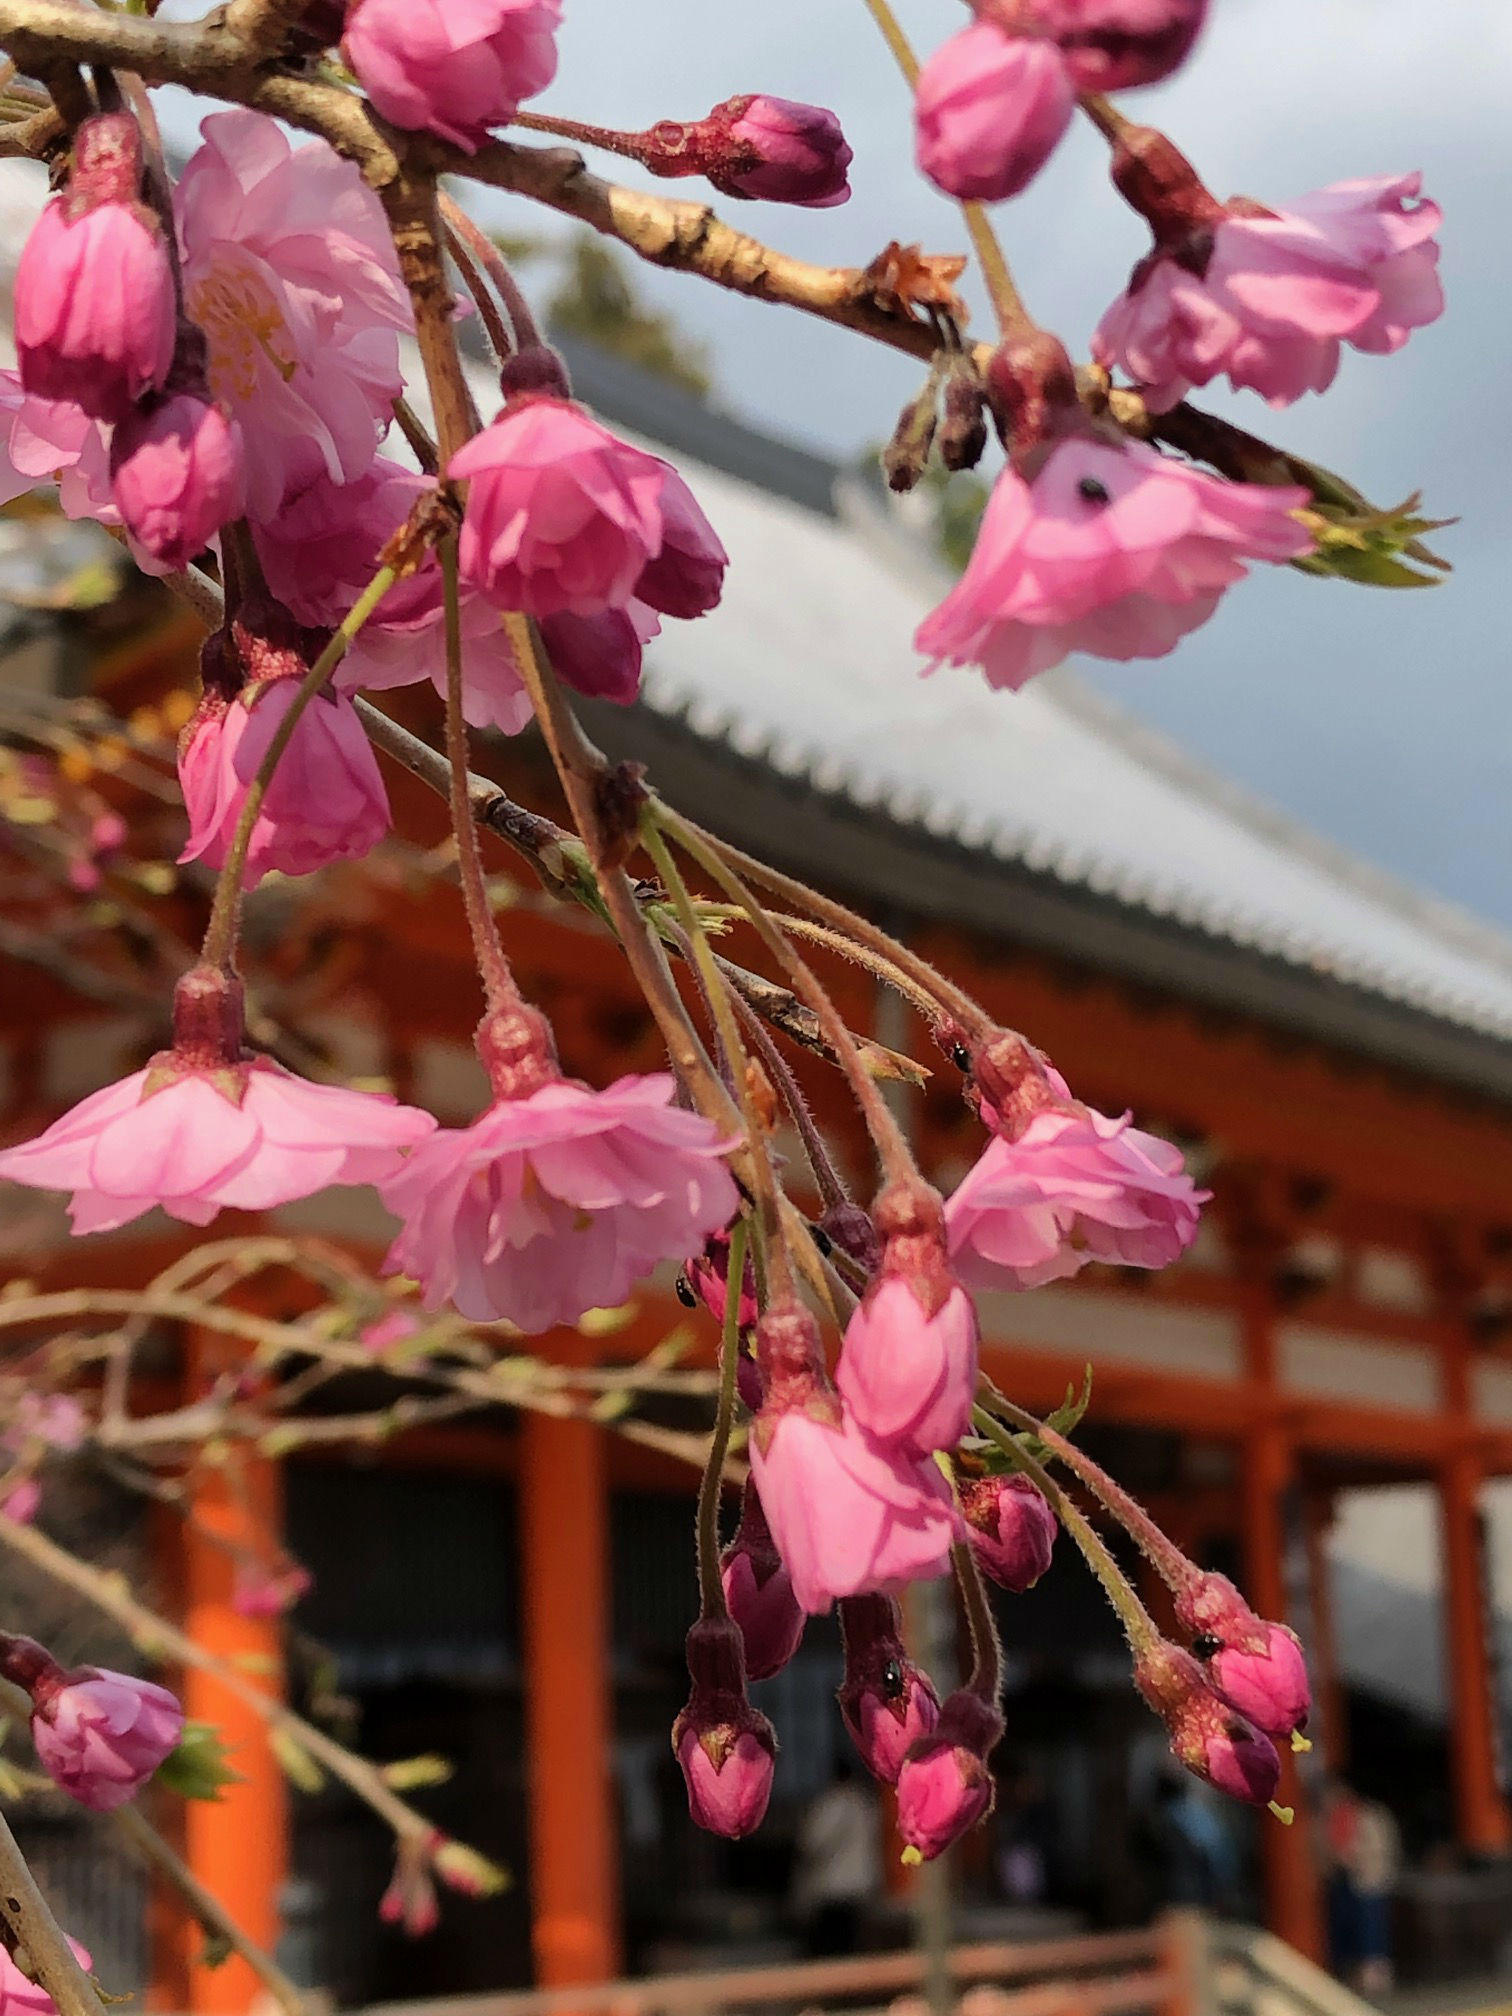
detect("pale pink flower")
[0,1479,41,1526]
[360,1307,425,1356]
[379,1073,738,1331]
[232,1557,312,1617]
[715,96,852,208]
[10,1395,85,1452]
[750,1410,960,1616]
[109,393,245,570]
[946,1106,1203,1290]
[176,110,412,519]
[916,436,1311,689]
[451,397,725,621]
[31,1666,183,1811]
[15,116,175,424]
[0,1054,434,1236]
[895,1690,1002,1860]
[958,1471,1057,1591]
[0,1939,91,2013]
[178,678,391,888]
[1095,172,1443,410]
[914,24,1074,204]
[837,1276,977,1458]
[344,0,561,152]
[838,1594,941,1784]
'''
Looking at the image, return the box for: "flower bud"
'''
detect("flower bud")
[720,1482,805,1682]
[697,96,852,208]
[838,1593,941,1784]
[958,1471,1056,1591]
[1013,0,1209,92]
[1178,1571,1310,1739]
[883,385,938,494]
[1134,1638,1281,1806]
[817,1200,882,1276]
[110,392,245,570]
[672,1616,777,1839]
[15,114,175,423]
[896,1687,1004,1860]
[914,23,1075,204]
[938,371,989,473]
[344,0,561,152]
[27,1658,184,1811]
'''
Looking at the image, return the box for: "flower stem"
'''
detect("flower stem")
[441,537,520,1016]
[438,189,543,352]
[952,1539,1003,1700]
[857,0,1032,337]
[696,1215,749,1617]
[971,1406,1156,1653]
[653,802,919,1190]
[986,1391,1195,1595]
[440,215,516,365]
[1079,94,1131,143]
[198,565,397,972]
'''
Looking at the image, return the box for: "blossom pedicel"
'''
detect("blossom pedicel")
[15,114,176,425]
[672,1616,776,1839]
[837,1593,941,1783]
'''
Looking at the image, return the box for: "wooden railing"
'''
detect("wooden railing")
[363,1917,1204,2016]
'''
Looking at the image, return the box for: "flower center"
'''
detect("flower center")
[186,257,298,406]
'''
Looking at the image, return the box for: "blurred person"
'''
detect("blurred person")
[1324,1777,1401,1994]
[1143,1770,1237,1911]
[792,1751,881,1956]
[995,1768,1054,1906]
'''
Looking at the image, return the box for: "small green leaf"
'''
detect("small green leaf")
[269,1729,325,1794]
[382,1754,454,1791]
[154,1722,243,1802]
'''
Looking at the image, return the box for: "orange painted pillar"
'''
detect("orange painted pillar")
[177,1452,290,2013]
[1439,1449,1510,1851]
[520,1408,621,1986]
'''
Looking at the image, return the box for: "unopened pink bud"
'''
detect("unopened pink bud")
[31,1665,184,1811]
[914,23,1074,204]
[673,1616,776,1839]
[1178,1572,1310,1738]
[344,0,561,152]
[720,1483,805,1682]
[959,1471,1056,1591]
[1016,0,1209,92]
[714,96,853,208]
[1135,1638,1280,1806]
[896,1688,1003,1860]
[838,1593,941,1785]
[15,115,175,423]
[110,392,245,570]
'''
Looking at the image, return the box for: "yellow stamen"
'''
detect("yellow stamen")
[1269,1801,1295,1826]
[1291,1731,1313,1755]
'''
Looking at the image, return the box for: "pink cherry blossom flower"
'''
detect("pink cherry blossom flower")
[1176,1569,1310,1738]
[0,1479,41,1526]
[535,604,660,707]
[178,673,390,889]
[344,0,561,152]
[1094,171,1443,410]
[946,1107,1203,1291]
[834,1179,977,1460]
[176,110,412,520]
[30,1665,183,1811]
[232,1556,312,1618]
[715,96,853,208]
[838,1594,941,1784]
[959,1471,1057,1591]
[15,115,175,425]
[896,1690,1002,1860]
[0,969,435,1236]
[379,1070,738,1331]
[109,393,245,570]
[750,1409,959,1615]
[721,1484,805,1682]
[451,396,724,622]
[914,23,1074,204]
[1135,1639,1280,1805]
[0,1939,91,2014]
[916,434,1312,690]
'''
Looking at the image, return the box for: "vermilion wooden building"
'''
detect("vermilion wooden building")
[3,341,1512,2007]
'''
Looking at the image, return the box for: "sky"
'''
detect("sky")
[486,0,1512,929]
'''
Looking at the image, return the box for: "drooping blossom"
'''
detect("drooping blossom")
[958,1471,1057,1591]
[1018,0,1209,91]
[1135,1639,1281,1805]
[672,1617,776,1839]
[837,1593,941,1784]
[178,613,391,887]
[1094,151,1443,410]
[451,391,726,622]
[721,1482,805,1682]
[945,1040,1204,1288]
[916,428,1312,690]
[109,392,245,570]
[175,110,412,519]
[0,966,435,1236]
[896,1688,1004,1860]
[380,1004,738,1331]
[1178,1571,1310,1740]
[915,24,1074,204]
[750,1302,961,1616]
[15,115,175,424]
[27,1661,184,1811]
[0,1938,92,2014]
[344,0,561,152]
